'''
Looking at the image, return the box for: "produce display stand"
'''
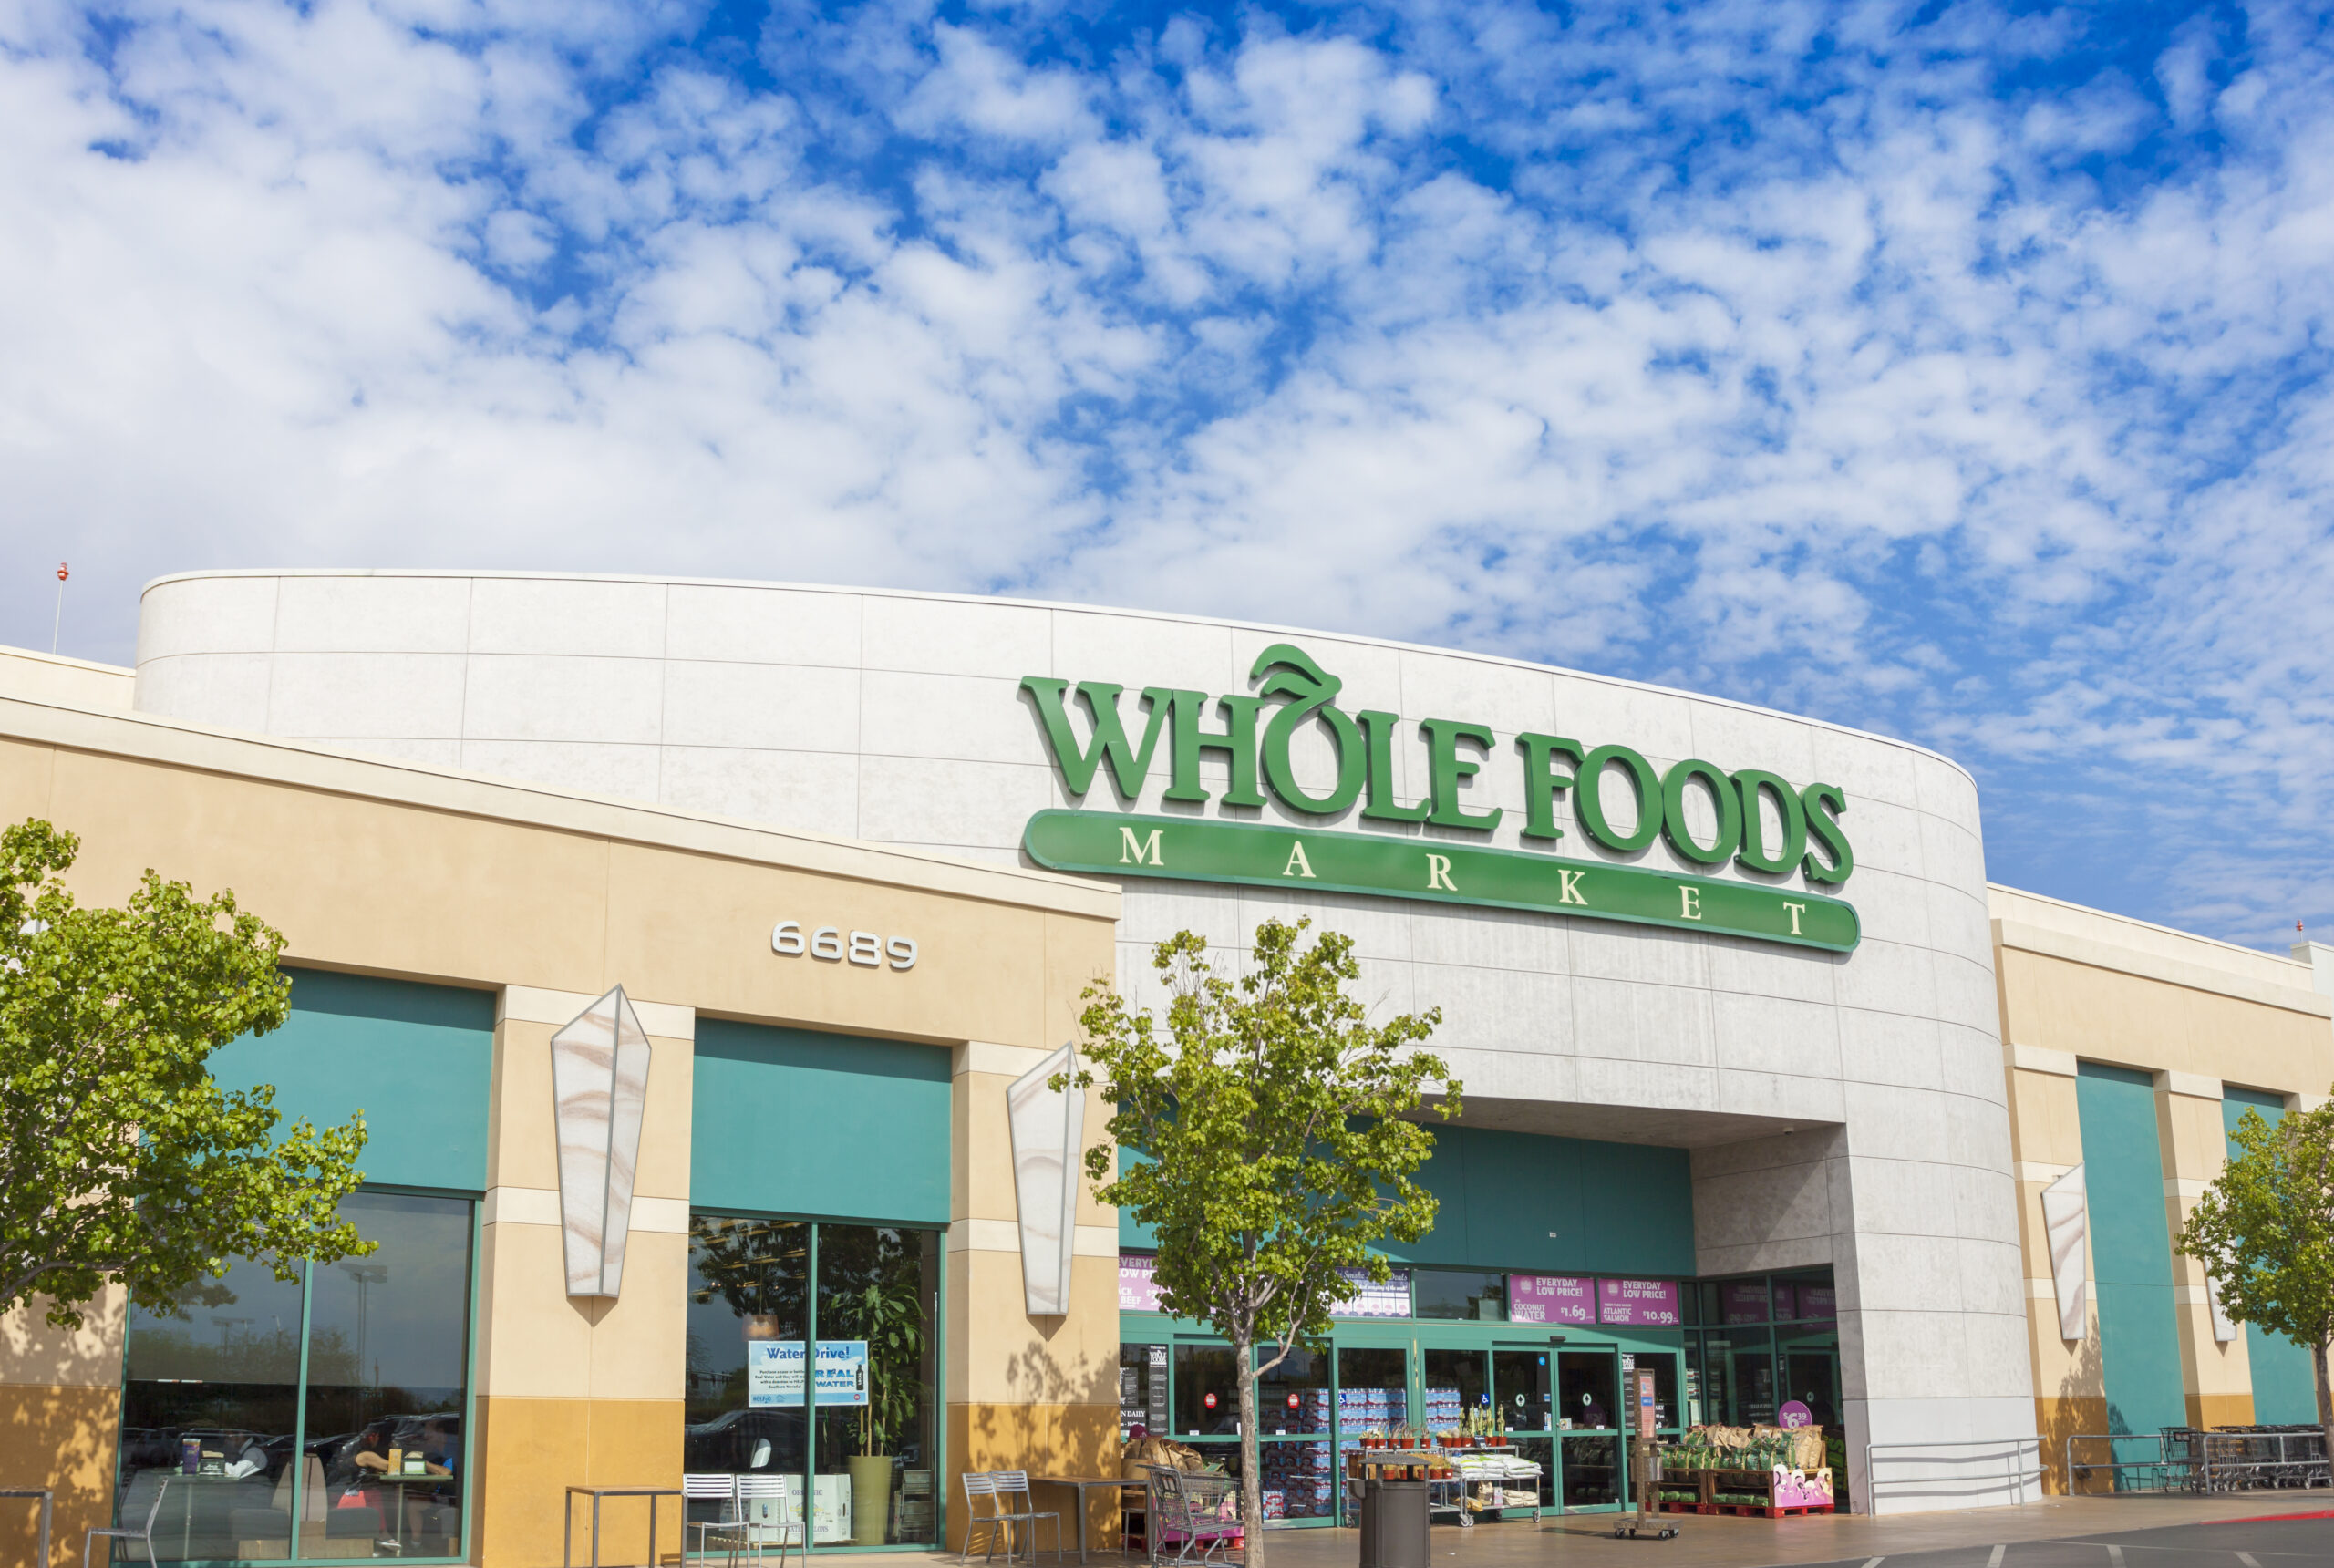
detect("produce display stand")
[1654,1467,1834,1519]
[1342,1451,1470,1528]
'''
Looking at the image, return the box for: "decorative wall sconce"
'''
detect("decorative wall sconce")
[1007,1043,1084,1315]
[552,985,651,1297]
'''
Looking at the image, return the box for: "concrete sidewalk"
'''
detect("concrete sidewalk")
[851,1489,2332,1568]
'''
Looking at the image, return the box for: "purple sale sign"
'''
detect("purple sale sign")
[1596,1278,1681,1326]
[1509,1274,1595,1325]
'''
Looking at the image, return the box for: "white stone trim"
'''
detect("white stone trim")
[631,1196,691,1233]
[948,1219,1022,1253]
[501,984,696,1038]
[957,1040,1056,1077]
[2304,1095,2331,1112]
[483,1185,562,1226]
[945,1220,1120,1256]
[2162,1071,2222,1100]
[2015,1161,2076,1183]
[2009,1045,2078,1078]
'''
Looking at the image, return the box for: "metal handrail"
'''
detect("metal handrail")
[1864,1437,2045,1507]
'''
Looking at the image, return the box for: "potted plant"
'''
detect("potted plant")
[833,1270,928,1546]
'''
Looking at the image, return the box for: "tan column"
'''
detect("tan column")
[2002,1043,2100,1491]
[0,1292,126,1568]
[472,988,697,1568]
[946,1045,1120,1553]
[2154,1073,2253,1429]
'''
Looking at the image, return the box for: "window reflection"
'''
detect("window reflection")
[113,1191,473,1563]
[685,1216,938,1549]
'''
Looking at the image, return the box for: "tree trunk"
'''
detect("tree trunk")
[2317,1339,2332,1484]
[1237,1334,1262,1568]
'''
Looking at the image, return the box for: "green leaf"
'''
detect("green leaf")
[0,818,374,1328]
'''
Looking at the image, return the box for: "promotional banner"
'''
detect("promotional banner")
[747,1340,871,1407]
[1119,1254,1164,1314]
[1596,1278,1682,1326]
[1331,1266,1411,1317]
[1508,1274,1596,1325]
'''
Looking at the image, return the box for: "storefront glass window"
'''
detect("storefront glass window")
[1172,1346,1239,1438]
[1411,1270,1506,1321]
[1698,1329,1777,1426]
[816,1226,939,1549]
[303,1193,472,1560]
[118,1258,304,1563]
[684,1215,939,1551]
[1254,1346,1328,1436]
[114,1191,475,1564]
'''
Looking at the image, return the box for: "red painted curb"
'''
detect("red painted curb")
[2202,1510,2334,1522]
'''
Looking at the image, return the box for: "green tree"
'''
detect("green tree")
[2176,1097,2334,1466]
[0,819,371,1328]
[1070,918,1457,1563]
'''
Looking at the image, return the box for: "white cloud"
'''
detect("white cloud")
[2,0,2332,942]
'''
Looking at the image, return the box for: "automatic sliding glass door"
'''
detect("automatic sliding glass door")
[1491,1349,1554,1510]
[1555,1347,1621,1510]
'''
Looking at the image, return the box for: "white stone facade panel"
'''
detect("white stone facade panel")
[131,568,2036,1512]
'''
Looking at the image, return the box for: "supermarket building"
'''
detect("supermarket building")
[0,569,2324,1568]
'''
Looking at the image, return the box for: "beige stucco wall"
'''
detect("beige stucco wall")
[0,679,1118,1568]
[1992,885,2334,1489]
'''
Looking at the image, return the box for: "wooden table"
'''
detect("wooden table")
[0,1489,50,1568]
[563,1485,680,1568]
[1029,1477,1141,1564]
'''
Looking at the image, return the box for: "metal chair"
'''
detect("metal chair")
[960,1471,1061,1564]
[86,1478,169,1568]
[1143,1466,1240,1567]
[989,1474,1062,1563]
[733,1473,800,1568]
[683,1473,743,1567]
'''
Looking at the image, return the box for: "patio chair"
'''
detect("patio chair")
[734,1473,800,1568]
[1143,1466,1241,1567]
[960,1471,1060,1564]
[990,1474,1062,1563]
[86,1478,170,1568]
[683,1473,743,1567]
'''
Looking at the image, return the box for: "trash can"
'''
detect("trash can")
[1358,1479,1428,1568]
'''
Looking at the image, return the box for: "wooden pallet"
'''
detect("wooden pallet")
[1656,1499,1833,1518]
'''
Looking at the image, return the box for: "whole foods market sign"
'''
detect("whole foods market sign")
[1019,643,1859,953]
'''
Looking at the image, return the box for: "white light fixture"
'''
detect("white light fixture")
[2040,1164,2089,1342]
[1007,1042,1085,1315]
[552,985,652,1298]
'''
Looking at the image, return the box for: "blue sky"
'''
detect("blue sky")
[2,0,2329,951]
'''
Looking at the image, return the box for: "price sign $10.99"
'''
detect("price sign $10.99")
[770,922,918,971]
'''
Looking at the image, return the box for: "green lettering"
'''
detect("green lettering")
[1165,691,1266,806]
[1514,733,1585,842]
[1576,744,1662,852]
[1421,718,1501,830]
[1018,677,1174,801]
[1801,782,1854,886]
[1252,645,1364,816]
[1358,710,1431,823]
[1732,769,1807,876]
[1659,758,1742,867]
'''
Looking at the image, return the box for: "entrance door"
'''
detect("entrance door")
[1555,1346,1622,1510]
[1492,1348,1555,1510]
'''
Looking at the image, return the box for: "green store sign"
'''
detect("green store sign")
[1018,644,1859,954]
